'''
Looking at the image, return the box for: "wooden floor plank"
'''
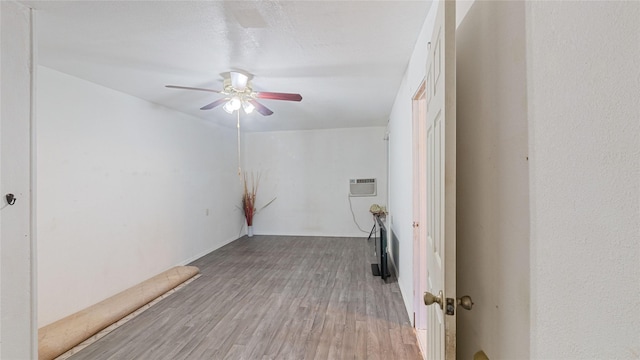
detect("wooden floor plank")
[68,235,422,360]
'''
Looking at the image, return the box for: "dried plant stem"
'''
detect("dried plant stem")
[242,172,260,226]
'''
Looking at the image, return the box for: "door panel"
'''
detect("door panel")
[424,0,456,359]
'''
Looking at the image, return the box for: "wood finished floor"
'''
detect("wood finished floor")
[69,235,422,360]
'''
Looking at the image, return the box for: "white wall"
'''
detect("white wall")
[243,127,387,237]
[0,2,36,357]
[456,1,530,358]
[37,67,243,326]
[527,2,640,358]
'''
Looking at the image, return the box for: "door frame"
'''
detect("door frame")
[412,79,428,355]
[0,2,38,357]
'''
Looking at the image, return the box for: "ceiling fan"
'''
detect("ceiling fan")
[165,71,302,116]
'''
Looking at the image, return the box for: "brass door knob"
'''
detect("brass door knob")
[423,290,443,309]
[458,295,474,310]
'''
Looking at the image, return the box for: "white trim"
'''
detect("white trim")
[178,235,240,266]
[29,6,38,358]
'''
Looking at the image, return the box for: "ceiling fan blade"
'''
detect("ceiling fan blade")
[230,71,249,91]
[165,85,221,93]
[200,98,229,110]
[248,99,274,116]
[255,91,303,102]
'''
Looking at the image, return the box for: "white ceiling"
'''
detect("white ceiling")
[26,1,431,132]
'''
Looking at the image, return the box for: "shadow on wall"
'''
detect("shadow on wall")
[456,1,530,359]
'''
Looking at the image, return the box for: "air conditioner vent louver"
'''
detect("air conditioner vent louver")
[349,178,377,197]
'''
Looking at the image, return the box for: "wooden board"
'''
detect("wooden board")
[38,266,200,360]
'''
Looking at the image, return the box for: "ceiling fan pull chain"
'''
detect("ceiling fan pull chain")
[237,110,242,177]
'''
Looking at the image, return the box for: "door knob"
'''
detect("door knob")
[5,193,16,205]
[458,295,474,310]
[423,290,443,309]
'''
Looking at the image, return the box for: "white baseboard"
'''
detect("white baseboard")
[179,235,241,266]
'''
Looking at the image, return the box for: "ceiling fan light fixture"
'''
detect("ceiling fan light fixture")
[223,96,242,113]
[229,96,242,111]
[223,101,234,114]
[242,101,255,114]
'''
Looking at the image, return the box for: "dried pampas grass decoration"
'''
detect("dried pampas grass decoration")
[242,172,276,227]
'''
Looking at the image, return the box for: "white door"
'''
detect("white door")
[0,2,36,358]
[412,81,428,353]
[423,0,457,359]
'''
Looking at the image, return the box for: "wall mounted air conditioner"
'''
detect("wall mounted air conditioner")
[349,178,377,197]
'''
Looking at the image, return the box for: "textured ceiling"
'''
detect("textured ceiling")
[26,1,431,132]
